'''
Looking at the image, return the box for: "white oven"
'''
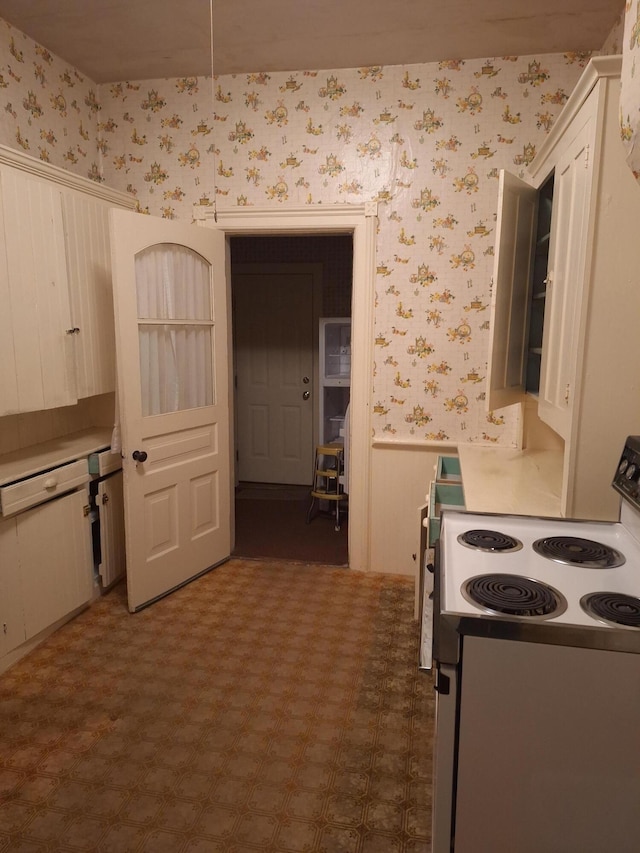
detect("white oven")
[429,436,640,853]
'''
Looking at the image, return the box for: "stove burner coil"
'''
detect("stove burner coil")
[462,574,567,619]
[457,529,523,553]
[580,592,640,629]
[532,536,625,569]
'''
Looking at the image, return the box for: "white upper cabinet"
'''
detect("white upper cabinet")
[536,103,596,441]
[0,146,133,417]
[62,193,118,400]
[487,56,640,520]
[0,166,76,414]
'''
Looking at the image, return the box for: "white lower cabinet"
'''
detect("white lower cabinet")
[0,432,126,672]
[0,489,93,668]
[0,515,25,658]
[17,490,94,641]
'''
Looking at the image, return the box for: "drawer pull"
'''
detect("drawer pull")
[44,477,58,490]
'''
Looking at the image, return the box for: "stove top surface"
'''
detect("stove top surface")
[440,509,640,631]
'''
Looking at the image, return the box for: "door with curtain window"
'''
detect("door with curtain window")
[110,210,231,612]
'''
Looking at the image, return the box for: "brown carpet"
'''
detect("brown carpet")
[234,484,348,566]
[0,559,434,852]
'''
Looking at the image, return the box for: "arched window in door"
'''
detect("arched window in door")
[135,243,214,416]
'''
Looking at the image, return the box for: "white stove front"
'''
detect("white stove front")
[439,508,640,629]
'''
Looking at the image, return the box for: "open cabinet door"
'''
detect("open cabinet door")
[110,209,231,612]
[486,170,537,411]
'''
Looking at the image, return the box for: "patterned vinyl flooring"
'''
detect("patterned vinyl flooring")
[0,558,434,852]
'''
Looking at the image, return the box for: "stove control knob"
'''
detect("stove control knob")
[618,458,629,475]
[625,463,637,480]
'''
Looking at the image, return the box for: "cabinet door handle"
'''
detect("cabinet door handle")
[132,450,148,463]
[302,390,310,400]
[44,477,57,489]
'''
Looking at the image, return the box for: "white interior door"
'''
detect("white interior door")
[110,209,231,612]
[234,270,314,485]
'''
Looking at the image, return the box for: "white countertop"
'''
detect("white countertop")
[457,444,563,518]
[0,427,113,486]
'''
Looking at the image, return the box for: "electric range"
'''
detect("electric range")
[429,436,640,853]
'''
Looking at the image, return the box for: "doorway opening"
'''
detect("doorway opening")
[230,234,353,565]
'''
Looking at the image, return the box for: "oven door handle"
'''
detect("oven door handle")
[435,668,450,695]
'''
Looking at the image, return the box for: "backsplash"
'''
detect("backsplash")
[0,17,598,445]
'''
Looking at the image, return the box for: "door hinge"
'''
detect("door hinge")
[83,504,91,517]
[584,144,590,170]
[102,493,110,505]
[564,383,570,406]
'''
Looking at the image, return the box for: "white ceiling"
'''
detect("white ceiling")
[0,0,624,84]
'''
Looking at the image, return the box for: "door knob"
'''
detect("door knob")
[302,390,310,400]
[132,450,148,462]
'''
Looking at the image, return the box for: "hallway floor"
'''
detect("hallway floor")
[0,559,434,852]
[234,483,349,566]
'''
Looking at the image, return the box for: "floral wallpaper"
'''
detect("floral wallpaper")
[99,56,593,446]
[622,0,640,178]
[0,21,103,180]
[0,17,607,446]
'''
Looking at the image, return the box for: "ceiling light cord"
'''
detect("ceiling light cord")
[209,0,217,221]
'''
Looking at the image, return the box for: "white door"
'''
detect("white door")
[110,210,231,612]
[234,270,314,485]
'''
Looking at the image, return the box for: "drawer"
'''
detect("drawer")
[427,482,465,546]
[435,455,461,483]
[0,460,89,518]
[88,448,122,477]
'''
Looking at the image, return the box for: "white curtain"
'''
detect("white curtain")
[135,243,214,417]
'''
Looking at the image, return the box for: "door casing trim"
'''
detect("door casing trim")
[196,204,375,571]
